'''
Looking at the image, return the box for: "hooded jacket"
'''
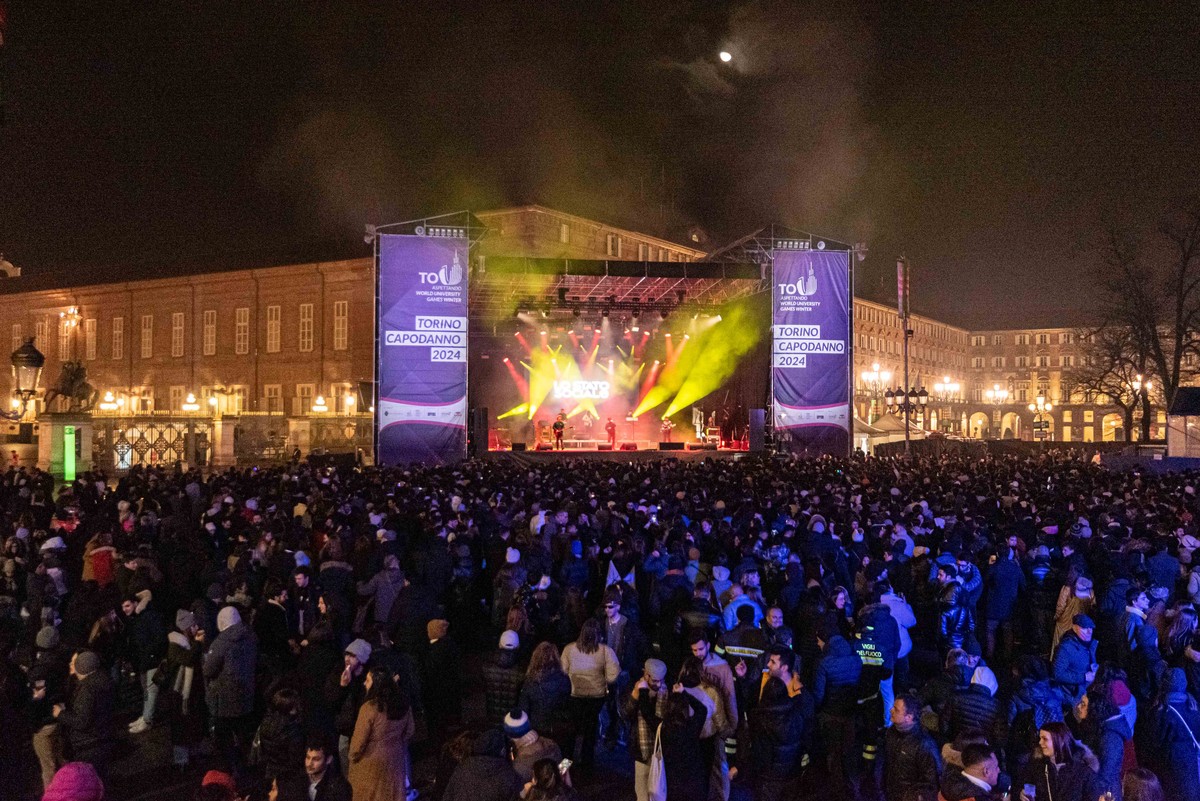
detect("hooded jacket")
[203,617,258,718]
[813,634,863,715]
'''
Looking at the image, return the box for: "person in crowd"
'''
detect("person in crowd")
[1122,767,1166,801]
[163,609,203,770]
[203,605,259,778]
[505,708,562,782]
[484,629,526,726]
[41,762,106,801]
[560,617,619,770]
[283,741,352,801]
[121,589,167,734]
[442,729,523,801]
[349,667,415,801]
[1142,667,1200,801]
[52,651,116,780]
[813,617,864,795]
[1052,614,1098,704]
[519,757,576,801]
[688,630,736,801]
[744,675,804,801]
[983,546,1026,663]
[519,641,573,747]
[328,637,372,775]
[660,686,710,800]
[939,743,1004,801]
[625,658,669,801]
[256,687,306,785]
[1079,686,1134,801]
[1019,722,1098,801]
[422,618,462,745]
[882,693,941,801]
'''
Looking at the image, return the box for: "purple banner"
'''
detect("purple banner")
[771,249,851,455]
[377,234,468,465]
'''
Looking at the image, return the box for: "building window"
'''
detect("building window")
[58,319,71,362]
[1084,410,1094,423]
[1015,356,1028,367]
[333,301,348,351]
[84,319,96,360]
[992,357,1005,368]
[10,323,20,353]
[140,314,153,359]
[203,310,217,356]
[606,234,616,257]
[971,335,984,347]
[299,303,314,352]
[169,386,185,412]
[1083,425,1095,442]
[1059,332,1074,344]
[235,308,250,355]
[638,242,647,261]
[1062,425,1072,442]
[266,305,281,353]
[1017,388,1027,402]
[294,383,314,415]
[559,223,569,244]
[171,312,185,358]
[264,384,282,413]
[1060,355,1074,367]
[992,335,1002,346]
[1036,356,1049,367]
[112,317,124,360]
[35,319,48,351]
[1063,410,1072,422]
[972,357,984,368]
[1036,334,1049,345]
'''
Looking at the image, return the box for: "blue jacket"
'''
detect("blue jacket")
[723,593,764,631]
[1052,631,1097,700]
[813,634,863,716]
[983,558,1025,621]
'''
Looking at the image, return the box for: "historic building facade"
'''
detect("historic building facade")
[0,204,1150,462]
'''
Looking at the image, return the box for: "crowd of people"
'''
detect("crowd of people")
[4,450,1200,801]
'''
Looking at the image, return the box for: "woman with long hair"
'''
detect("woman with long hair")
[1143,668,1200,801]
[348,668,415,801]
[520,642,572,745]
[520,757,576,801]
[1165,606,1198,663]
[1122,768,1166,801]
[560,618,619,770]
[1079,688,1133,801]
[1018,722,1098,801]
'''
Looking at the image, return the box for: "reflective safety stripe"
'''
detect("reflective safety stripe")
[800,754,810,768]
[723,646,765,658]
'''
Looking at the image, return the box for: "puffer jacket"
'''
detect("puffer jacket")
[944,684,1001,742]
[746,686,805,781]
[1051,631,1097,701]
[813,634,863,716]
[481,648,524,725]
[856,603,901,672]
[937,583,974,649]
[883,724,942,801]
[1144,696,1200,801]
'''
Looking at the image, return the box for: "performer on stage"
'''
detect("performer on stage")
[552,413,566,450]
[692,406,705,441]
[660,417,675,442]
[605,417,617,448]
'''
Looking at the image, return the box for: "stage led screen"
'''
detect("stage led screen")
[376,233,468,465]
[771,249,851,455]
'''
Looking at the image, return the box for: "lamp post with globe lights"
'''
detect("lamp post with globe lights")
[884,385,928,452]
[859,362,892,423]
[1132,373,1153,441]
[932,375,961,433]
[983,383,1009,440]
[1028,391,1052,441]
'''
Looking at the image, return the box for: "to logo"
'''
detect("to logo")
[777,264,818,297]
[418,251,464,286]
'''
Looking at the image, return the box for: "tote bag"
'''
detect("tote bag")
[648,723,667,801]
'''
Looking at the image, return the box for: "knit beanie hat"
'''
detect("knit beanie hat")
[216,606,241,632]
[74,651,101,676]
[202,770,237,793]
[503,709,531,739]
[506,547,521,564]
[42,762,104,801]
[644,659,668,682]
[36,625,61,650]
[176,610,197,632]
[427,619,450,641]
[499,630,520,650]
[344,638,372,664]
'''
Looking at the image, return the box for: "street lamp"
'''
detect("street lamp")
[0,338,46,421]
[984,383,1009,405]
[885,385,929,434]
[182,393,201,412]
[1028,391,1052,441]
[1129,373,1153,441]
[859,362,892,422]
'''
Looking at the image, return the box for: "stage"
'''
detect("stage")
[482,446,756,465]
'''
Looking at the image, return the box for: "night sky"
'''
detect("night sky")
[2,2,1199,329]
